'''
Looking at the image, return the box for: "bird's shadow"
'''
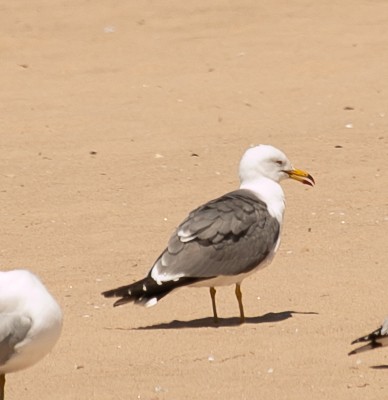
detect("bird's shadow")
[111,310,317,330]
[370,365,388,370]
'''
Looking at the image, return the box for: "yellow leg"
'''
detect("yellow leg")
[0,374,5,400]
[235,283,245,324]
[209,287,219,323]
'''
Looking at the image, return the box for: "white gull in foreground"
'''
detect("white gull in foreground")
[102,144,315,323]
[0,269,62,399]
[349,317,388,355]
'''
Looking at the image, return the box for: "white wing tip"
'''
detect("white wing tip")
[144,297,158,307]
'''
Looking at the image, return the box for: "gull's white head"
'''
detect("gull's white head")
[239,144,315,186]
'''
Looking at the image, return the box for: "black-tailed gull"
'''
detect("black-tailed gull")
[0,269,62,399]
[102,144,314,323]
[349,317,388,355]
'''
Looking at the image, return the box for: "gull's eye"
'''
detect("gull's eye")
[275,160,283,166]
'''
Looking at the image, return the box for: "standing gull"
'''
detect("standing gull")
[102,144,314,323]
[349,317,388,355]
[0,269,62,399]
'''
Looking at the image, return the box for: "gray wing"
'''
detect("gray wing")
[0,314,31,366]
[151,189,280,279]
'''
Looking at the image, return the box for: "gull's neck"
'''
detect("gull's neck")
[240,177,285,223]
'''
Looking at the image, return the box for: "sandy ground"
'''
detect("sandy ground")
[1,1,388,399]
